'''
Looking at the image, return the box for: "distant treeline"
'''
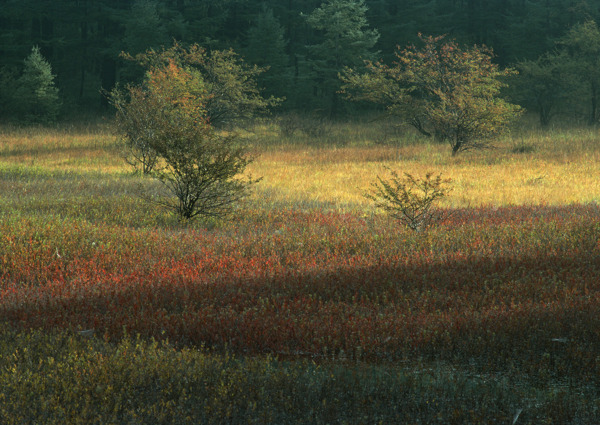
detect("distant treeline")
[0,0,599,124]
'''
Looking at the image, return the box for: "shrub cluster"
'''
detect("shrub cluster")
[365,169,453,231]
[109,43,274,221]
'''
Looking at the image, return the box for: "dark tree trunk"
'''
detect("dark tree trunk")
[330,91,339,119]
[538,97,552,127]
[100,57,116,108]
[451,141,462,156]
[31,17,40,40]
[590,81,598,125]
[540,108,551,128]
[410,116,432,138]
[79,17,88,101]
[99,10,120,108]
[41,16,53,58]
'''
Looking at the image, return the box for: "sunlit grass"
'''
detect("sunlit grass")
[2,119,599,217]
[248,125,600,210]
[0,123,124,173]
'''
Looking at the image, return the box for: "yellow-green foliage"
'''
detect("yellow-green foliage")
[341,34,522,155]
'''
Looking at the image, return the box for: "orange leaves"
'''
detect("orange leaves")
[145,59,209,122]
[120,42,279,127]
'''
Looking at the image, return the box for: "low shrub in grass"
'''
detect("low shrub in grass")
[365,169,453,231]
[109,44,264,221]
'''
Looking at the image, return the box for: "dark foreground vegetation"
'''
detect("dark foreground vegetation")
[1,326,597,424]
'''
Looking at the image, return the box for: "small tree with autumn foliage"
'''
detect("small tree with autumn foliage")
[125,42,279,127]
[341,34,522,155]
[109,46,263,220]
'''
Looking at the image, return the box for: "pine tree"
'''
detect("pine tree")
[15,46,61,123]
[560,20,600,125]
[307,0,379,117]
[244,5,290,100]
[124,0,169,55]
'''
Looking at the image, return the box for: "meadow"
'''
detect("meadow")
[1,117,600,424]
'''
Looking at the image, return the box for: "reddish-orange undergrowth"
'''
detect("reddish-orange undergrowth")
[1,205,599,376]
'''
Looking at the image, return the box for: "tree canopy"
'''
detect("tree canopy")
[342,35,522,154]
[123,42,280,127]
[0,0,599,123]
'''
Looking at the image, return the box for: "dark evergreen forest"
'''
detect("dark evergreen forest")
[1,0,599,123]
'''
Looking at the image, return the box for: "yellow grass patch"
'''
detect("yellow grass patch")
[1,123,599,211]
[0,125,124,173]
[248,136,600,209]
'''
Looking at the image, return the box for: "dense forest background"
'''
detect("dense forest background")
[1,0,600,124]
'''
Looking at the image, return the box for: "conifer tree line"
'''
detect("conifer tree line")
[1,0,600,124]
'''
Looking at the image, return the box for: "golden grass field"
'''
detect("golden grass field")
[2,119,599,213]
